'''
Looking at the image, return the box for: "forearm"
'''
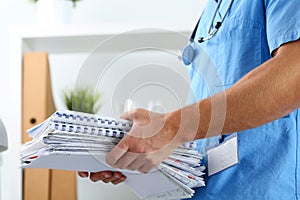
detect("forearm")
[106,40,300,173]
[171,40,300,142]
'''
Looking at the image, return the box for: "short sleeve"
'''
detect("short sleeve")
[265,0,300,53]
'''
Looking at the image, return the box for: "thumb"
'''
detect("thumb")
[120,111,132,120]
[106,138,129,167]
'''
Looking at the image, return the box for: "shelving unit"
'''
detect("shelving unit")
[5,23,192,200]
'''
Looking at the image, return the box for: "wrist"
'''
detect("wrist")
[164,110,183,147]
[165,99,214,145]
[165,104,201,145]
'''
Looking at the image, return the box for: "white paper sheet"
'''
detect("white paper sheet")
[22,152,186,199]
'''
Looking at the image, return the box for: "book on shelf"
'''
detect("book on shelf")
[21,110,206,200]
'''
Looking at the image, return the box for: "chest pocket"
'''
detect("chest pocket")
[215,22,262,88]
[200,0,264,89]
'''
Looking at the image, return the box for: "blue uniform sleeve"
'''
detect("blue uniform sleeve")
[265,0,300,53]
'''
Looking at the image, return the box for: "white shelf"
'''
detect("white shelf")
[16,23,192,37]
[5,23,192,200]
[14,23,191,53]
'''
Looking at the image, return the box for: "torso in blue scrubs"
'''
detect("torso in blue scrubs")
[188,0,300,199]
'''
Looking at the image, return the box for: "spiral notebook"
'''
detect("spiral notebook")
[21,110,205,200]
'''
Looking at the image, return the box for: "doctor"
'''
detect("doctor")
[79,0,300,199]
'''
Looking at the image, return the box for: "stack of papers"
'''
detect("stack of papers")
[21,110,205,200]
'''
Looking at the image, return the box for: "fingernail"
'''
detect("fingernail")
[114,174,121,179]
[79,173,88,178]
[103,174,111,178]
[90,178,97,182]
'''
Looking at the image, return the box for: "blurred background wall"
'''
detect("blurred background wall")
[0,0,206,199]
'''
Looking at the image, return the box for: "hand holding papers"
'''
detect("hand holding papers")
[107,109,185,173]
[21,110,206,200]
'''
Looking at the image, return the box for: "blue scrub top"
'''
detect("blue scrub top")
[188,0,300,199]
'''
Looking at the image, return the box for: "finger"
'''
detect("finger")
[126,156,145,171]
[138,165,156,173]
[106,142,128,167]
[102,171,123,183]
[89,171,112,182]
[115,151,138,169]
[138,160,157,173]
[111,175,126,185]
[120,111,131,120]
[77,171,89,178]
[120,108,144,120]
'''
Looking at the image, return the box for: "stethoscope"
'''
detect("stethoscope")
[180,0,234,66]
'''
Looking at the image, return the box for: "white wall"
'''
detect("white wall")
[0,0,207,123]
[0,0,206,200]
